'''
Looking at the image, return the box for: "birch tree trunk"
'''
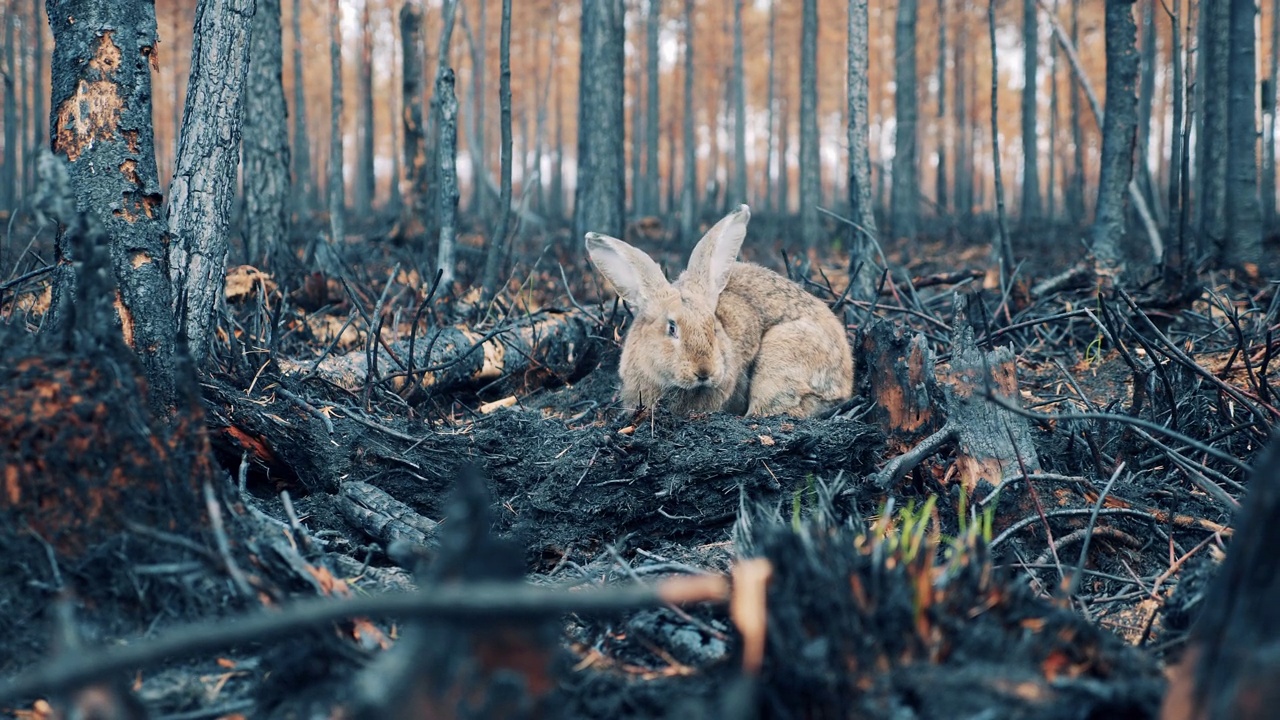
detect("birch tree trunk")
[167,0,254,365]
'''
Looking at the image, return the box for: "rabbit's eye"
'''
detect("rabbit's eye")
[667,319,678,338]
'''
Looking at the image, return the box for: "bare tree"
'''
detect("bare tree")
[730,0,747,207]
[954,1,972,220]
[243,0,291,267]
[989,0,1013,273]
[31,0,46,184]
[630,19,644,216]
[2,11,16,212]
[1020,0,1040,221]
[46,0,180,416]
[645,0,661,215]
[1089,0,1140,278]
[1066,0,1085,221]
[399,1,429,241]
[437,68,460,288]
[482,0,513,299]
[327,0,346,250]
[1223,0,1261,267]
[847,0,878,304]
[680,0,697,242]
[890,0,919,240]
[574,0,627,246]
[464,0,489,218]
[1265,0,1279,227]
[167,0,254,365]
[764,0,777,213]
[1197,0,1228,257]
[1046,0,1058,224]
[935,0,947,213]
[354,0,376,216]
[291,0,315,217]
[1134,0,1156,219]
[799,0,821,258]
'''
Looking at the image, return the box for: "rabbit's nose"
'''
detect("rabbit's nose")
[694,370,711,382]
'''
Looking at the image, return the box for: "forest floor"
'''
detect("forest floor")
[1,210,1278,718]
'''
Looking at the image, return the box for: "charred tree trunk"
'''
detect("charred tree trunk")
[481,0,512,300]
[168,0,254,365]
[764,0,776,214]
[680,0,697,243]
[327,0,346,248]
[1047,0,1059,224]
[1265,0,1279,229]
[468,0,488,219]
[1168,0,1184,241]
[890,0,919,241]
[426,0,460,241]
[778,93,790,214]
[46,0,180,418]
[291,0,315,218]
[989,0,1014,274]
[242,0,291,268]
[549,57,565,222]
[644,0,661,216]
[2,11,16,212]
[954,2,971,221]
[1223,0,1261,268]
[1067,0,1086,222]
[630,30,644,217]
[847,0,878,304]
[355,0,376,217]
[1197,0,1229,260]
[730,0,746,207]
[1089,0,1140,279]
[19,8,31,195]
[799,0,821,257]
[1020,0,1040,222]
[399,1,429,243]
[573,0,626,248]
[32,0,46,184]
[436,69,460,289]
[935,0,947,214]
[387,45,402,215]
[1134,0,1156,219]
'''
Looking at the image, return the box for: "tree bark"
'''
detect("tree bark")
[327,0,346,250]
[1089,0,1140,279]
[243,0,291,268]
[778,92,790,214]
[847,0,878,304]
[550,48,565,222]
[645,0,661,216]
[1134,0,1156,220]
[730,0,746,207]
[680,0,697,241]
[989,0,1013,274]
[890,0,919,241]
[1223,0,1261,268]
[1168,0,1183,235]
[1020,0,1040,221]
[481,0,513,299]
[19,7,31,195]
[1046,0,1059,224]
[46,0,180,418]
[954,1,971,220]
[1197,0,1229,259]
[573,0,626,247]
[399,1,429,243]
[291,0,315,217]
[799,0,821,256]
[436,69,460,288]
[3,11,16,212]
[355,0,376,216]
[32,0,46,185]
[630,24,644,216]
[464,0,488,219]
[166,0,255,369]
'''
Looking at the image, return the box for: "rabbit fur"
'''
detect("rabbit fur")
[585,205,853,417]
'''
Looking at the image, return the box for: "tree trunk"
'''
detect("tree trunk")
[32,0,46,181]
[731,0,747,207]
[327,0,347,253]
[388,38,403,215]
[630,26,644,217]
[847,0,878,304]
[242,0,291,268]
[1046,0,1059,224]
[799,0,821,257]
[481,0,513,299]
[778,93,790,214]
[355,0,376,216]
[47,0,180,418]
[764,0,776,214]
[1134,0,1156,222]
[890,0,919,241]
[645,0,661,216]
[291,0,314,218]
[1067,0,1086,222]
[1089,0,1139,279]
[2,11,16,212]
[1223,0,1261,268]
[550,53,565,222]
[573,0,626,248]
[989,0,1013,273]
[166,0,254,368]
[436,68,460,288]
[399,1,429,243]
[1197,0,1229,259]
[1264,0,1279,228]
[465,0,488,219]
[679,0,697,242]
[426,0,460,239]
[935,0,947,214]
[954,1,971,220]
[19,8,31,195]
[1168,0,1183,232]
[1020,0,1040,221]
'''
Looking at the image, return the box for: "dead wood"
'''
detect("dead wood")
[277,309,598,400]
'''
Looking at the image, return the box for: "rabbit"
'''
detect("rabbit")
[584,204,854,418]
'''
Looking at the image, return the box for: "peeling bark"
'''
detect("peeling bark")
[46,0,179,419]
[167,0,255,365]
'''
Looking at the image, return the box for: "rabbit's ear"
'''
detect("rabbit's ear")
[688,204,749,300]
[585,232,669,310]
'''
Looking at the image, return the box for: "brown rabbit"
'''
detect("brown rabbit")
[585,204,853,417]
